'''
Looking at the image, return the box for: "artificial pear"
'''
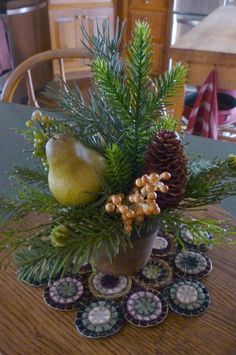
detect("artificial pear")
[46,133,105,206]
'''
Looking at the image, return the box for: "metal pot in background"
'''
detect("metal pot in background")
[3,0,53,102]
[171,0,231,45]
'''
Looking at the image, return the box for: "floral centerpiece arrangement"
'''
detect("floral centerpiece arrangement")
[0,21,236,285]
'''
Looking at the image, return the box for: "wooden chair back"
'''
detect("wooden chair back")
[1,48,91,107]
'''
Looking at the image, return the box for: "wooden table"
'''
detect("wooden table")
[0,205,236,355]
[169,5,236,125]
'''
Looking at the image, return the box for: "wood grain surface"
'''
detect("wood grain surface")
[170,6,236,55]
[0,205,235,355]
[169,6,236,91]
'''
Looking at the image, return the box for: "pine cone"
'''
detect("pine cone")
[144,131,188,209]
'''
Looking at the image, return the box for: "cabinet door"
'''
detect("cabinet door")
[127,10,166,44]
[49,5,115,78]
[81,7,114,65]
[49,8,88,76]
[49,8,80,49]
[82,7,115,38]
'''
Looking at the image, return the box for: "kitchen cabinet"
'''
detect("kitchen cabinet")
[118,0,173,75]
[48,1,115,78]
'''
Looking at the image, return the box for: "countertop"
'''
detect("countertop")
[169,5,236,91]
[170,6,236,59]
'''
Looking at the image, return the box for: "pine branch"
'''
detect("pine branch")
[155,115,178,132]
[157,210,236,246]
[123,124,155,178]
[13,211,131,283]
[2,19,235,285]
[151,63,188,110]
[0,221,51,269]
[105,143,133,193]
[10,166,48,189]
[15,187,61,215]
[45,82,124,153]
[127,20,152,115]
[123,21,155,177]
[81,18,125,67]
[0,196,21,223]
[180,159,236,209]
[92,57,131,123]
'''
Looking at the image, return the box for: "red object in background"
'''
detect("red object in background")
[186,70,218,139]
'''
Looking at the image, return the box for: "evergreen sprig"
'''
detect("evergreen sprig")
[45,20,187,186]
[151,62,188,110]
[127,20,152,115]
[10,166,48,188]
[12,209,132,283]
[1,19,235,284]
[158,210,236,247]
[81,18,125,68]
[181,159,236,209]
[92,58,131,122]
[105,143,133,193]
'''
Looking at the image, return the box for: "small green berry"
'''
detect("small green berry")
[228,154,236,169]
[42,115,50,125]
[50,225,70,248]
[48,118,55,127]
[34,142,41,149]
[34,131,44,140]
[25,120,33,128]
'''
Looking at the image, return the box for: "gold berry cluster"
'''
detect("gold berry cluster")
[105,172,171,235]
[25,110,58,169]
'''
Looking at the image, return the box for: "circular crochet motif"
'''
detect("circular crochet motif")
[163,279,210,316]
[174,250,212,279]
[75,299,124,338]
[89,272,132,299]
[43,274,89,311]
[180,228,213,251]
[122,287,169,327]
[153,236,169,249]
[133,259,173,289]
[151,231,177,259]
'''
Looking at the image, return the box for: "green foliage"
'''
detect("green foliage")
[0,196,22,222]
[45,82,123,154]
[92,57,131,121]
[127,20,152,115]
[1,19,235,284]
[10,166,48,188]
[81,18,125,68]
[157,210,236,247]
[155,115,178,132]
[105,143,133,193]
[228,154,236,170]
[45,20,187,184]
[0,167,53,227]
[151,62,188,111]
[11,208,131,283]
[181,159,236,209]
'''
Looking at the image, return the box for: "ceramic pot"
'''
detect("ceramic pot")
[94,226,158,276]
